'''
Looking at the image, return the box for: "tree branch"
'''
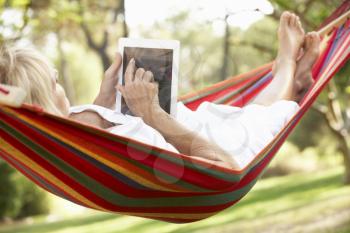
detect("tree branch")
[327,81,345,130]
[80,23,100,51]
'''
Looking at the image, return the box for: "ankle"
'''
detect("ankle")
[275,56,296,65]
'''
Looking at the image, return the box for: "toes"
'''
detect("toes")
[290,13,297,26]
[304,33,312,49]
[297,18,304,34]
[281,11,291,26]
[297,17,302,27]
[288,13,295,26]
[306,32,320,51]
[310,32,321,44]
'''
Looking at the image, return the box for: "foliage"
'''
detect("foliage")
[264,142,342,177]
[0,161,49,220]
[0,161,22,218]
[15,174,50,219]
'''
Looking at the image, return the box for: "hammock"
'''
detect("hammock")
[0,4,349,223]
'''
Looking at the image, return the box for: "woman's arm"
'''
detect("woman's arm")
[144,106,240,169]
[117,59,240,169]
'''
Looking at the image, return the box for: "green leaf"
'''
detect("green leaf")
[346,86,350,94]
[0,0,5,7]
[11,0,30,7]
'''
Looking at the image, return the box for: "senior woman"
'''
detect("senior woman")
[70,12,320,169]
[1,12,320,169]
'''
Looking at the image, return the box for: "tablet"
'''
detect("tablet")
[116,38,180,117]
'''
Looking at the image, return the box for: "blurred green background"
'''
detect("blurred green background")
[0,0,349,232]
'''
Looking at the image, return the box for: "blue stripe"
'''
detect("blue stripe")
[15,117,154,191]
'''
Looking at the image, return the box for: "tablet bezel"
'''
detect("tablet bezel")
[116,38,180,117]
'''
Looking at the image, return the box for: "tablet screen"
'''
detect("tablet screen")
[121,47,174,115]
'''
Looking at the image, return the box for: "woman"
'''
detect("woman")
[0,12,320,169]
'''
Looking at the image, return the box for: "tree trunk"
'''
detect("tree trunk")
[99,47,111,72]
[121,0,128,37]
[338,133,350,184]
[221,15,230,81]
[57,33,76,105]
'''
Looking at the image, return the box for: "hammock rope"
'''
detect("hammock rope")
[0,5,349,223]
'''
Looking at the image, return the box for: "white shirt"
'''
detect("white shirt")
[69,100,299,168]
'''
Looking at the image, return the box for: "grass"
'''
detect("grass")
[0,167,349,233]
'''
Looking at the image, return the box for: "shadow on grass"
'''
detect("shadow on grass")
[0,171,346,233]
[166,171,345,233]
[0,213,121,233]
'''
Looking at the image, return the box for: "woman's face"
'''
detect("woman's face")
[51,69,70,116]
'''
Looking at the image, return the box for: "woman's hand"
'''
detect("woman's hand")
[117,58,239,169]
[70,53,122,129]
[94,53,122,109]
[117,58,163,123]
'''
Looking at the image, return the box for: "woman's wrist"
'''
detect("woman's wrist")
[93,93,115,109]
[142,105,167,126]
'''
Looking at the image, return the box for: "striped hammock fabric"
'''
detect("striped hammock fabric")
[0,8,350,223]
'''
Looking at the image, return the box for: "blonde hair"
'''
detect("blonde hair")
[0,44,63,115]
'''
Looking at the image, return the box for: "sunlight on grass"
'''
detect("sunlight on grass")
[0,167,349,233]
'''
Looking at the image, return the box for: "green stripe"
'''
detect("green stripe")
[70,116,244,183]
[3,109,215,192]
[2,120,259,207]
[8,106,246,183]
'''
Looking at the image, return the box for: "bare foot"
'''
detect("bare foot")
[277,12,305,62]
[294,32,320,101]
[271,12,305,102]
[272,12,305,76]
[253,12,306,105]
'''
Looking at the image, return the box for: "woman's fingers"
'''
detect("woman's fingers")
[143,71,154,82]
[125,58,136,84]
[116,84,124,94]
[124,58,154,84]
[135,68,145,82]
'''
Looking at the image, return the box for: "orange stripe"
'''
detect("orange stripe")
[2,107,190,192]
[179,63,273,101]
[0,138,106,210]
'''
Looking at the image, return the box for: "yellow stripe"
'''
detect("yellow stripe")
[0,138,107,211]
[2,107,183,192]
[308,30,350,98]
[0,139,220,220]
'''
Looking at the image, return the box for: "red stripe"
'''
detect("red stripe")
[230,75,272,107]
[58,124,236,190]
[2,110,231,198]
[313,28,339,78]
[1,130,241,218]
[7,108,237,191]
[0,86,9,95]
[0,129,131,212]
[185,67,270,110]
[318,1,350,29]
[1,111,189,197]
[1,119,242,215]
